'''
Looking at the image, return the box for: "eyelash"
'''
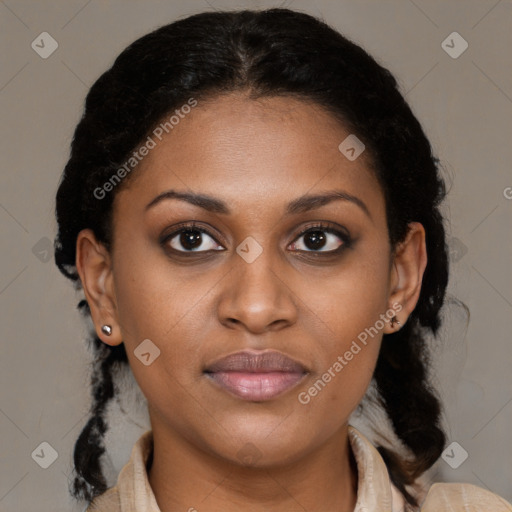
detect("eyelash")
[160,221,352,257]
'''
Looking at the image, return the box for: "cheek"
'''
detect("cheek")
[110,244,220,399]
[293,239,391,348]
[291,243,390,415]
[111,255,211,424]
[111,235,214,346]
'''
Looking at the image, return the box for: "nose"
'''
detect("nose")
[216,245,298,334]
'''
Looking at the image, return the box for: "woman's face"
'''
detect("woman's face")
[78,92,424,467]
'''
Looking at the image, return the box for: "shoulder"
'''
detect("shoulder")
[85,486,121,512]
[420,482,512,511]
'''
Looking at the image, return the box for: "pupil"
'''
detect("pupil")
[181,229,202,250]
[305,230,326,250]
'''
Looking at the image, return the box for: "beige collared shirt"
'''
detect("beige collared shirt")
[86,426,512,511]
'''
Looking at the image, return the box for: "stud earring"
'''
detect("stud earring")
[101,324,112,336]
[390,315,402,328]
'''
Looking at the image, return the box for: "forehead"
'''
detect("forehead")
[115,92,385,221]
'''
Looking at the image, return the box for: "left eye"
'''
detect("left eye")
[289,227,347,252]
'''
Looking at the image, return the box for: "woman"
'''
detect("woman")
[54,8,512,512]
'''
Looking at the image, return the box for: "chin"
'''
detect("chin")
[206,416,314,467]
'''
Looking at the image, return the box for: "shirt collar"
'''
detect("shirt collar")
[117,429,159,511]
[114,425,401,512]
[348,426,395,511]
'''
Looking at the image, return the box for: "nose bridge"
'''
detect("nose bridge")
[217,235,297,332]
[236,237,280,294]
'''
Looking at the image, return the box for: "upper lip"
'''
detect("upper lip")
[204,350,307,373]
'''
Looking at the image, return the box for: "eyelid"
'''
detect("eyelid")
[159,221,224,246]
[289,221,351,252]
[292,221,350,241]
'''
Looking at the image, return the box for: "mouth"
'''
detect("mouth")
[203,349,308,401]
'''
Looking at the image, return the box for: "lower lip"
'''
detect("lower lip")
[205,371,306,401]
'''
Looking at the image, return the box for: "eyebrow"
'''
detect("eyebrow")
[145,189,371,219]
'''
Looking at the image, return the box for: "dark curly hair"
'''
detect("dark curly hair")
[54,8,450,508]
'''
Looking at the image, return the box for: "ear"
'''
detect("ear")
[75,228,123,346]
[383,222,427,334]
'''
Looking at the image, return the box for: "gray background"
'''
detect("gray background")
[1,0,511,510]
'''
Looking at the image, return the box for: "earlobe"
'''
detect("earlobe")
[75,228,123,346]
[384,222,427,334]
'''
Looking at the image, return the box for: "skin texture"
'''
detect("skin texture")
[76,92,427,512]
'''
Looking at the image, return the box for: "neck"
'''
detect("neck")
[147,423,358,512]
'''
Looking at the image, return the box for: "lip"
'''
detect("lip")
[203,350,308,401]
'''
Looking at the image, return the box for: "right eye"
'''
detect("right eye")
[161,223,225,254]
